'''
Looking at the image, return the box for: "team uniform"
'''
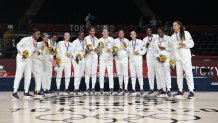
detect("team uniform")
[98,36,114,95]
[84,35,99,95]
[143,34,162,95]
[12,36,36,99]
[171,31,195,99]
[153,35,172,97]
[56,40,72,95]
[114,38,129,94]
[71,38,86,95]
[128,39,146,95]
[46,39,57,93]
[37,40,56,96]
[31,41,44,99]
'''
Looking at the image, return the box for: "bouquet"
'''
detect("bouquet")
[53,50,58,55]
[98,41,104,47]
[169,60,176,69]
[22,50,29,59]
[48,45,54,51]
[55,57,61,67]
[158,54,167,63]
[85,44,93,55]
[75,53,82,64]
[53,50,58,59]
[97,41,104,55]
[112,45,118,59]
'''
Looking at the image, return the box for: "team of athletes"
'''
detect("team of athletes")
[11,21,195,100]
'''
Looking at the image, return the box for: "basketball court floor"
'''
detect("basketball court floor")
[1,92,218,123]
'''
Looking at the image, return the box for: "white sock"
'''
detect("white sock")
[132,85,135,90]
[13,89,17,93]
[140,85,143,90]
[125,84,128,90]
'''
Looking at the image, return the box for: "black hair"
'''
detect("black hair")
[42,33,48,37]
[33,28,39,33]
[157,27,165,32]
[145,25,152,31]
[77,32,84,37]
[51,32,57,37]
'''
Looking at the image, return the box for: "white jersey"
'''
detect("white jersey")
[56,41,72,63]
[143,34,158,60]
[71,39,86,59]
[171,31,194,61]
[48,39,57,51]
[98,36,114,60]
[16,36,37,59]
[129,39,146,61]
[153,35,172,61]
[114,38,129,60]
[84,35,99,55]
[37,41,52,60]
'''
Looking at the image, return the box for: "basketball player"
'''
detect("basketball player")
[98,28,114,95]
[12,28,40,100]
[154,27,172,97]
[129,31,146,96]
[171,21,195,99]
[143,26,161,96]
[84,27,99,95]
[36,33,55,97]
[45,32,58,94]
[114,30,129,95]
[71,32,86,95]
[32,33,48,99]
[56,32,72,95]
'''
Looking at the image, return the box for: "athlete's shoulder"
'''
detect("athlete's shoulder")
[108,36,114,41]
[73,38,79,43]
[98,37,103,41]
[124,38,129,42]
[21,36,32,41]
[137,39,143,42]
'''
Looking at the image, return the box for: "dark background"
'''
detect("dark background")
[0,0,217,26]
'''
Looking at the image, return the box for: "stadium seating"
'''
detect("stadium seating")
[0,0,32,24]
[192,33,218,56]
[32,0,141,24]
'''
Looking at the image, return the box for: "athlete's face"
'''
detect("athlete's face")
[157,29,164,37]
[33,31,40,40]
[42,35,49,42]
[79,33,84,41]
[118,31,124,38]
[130,31,137,40]
[173,22,180,33]
[51,35,58,42]
[146,28,152,36]
[64,33,70,41]
[102,29,109,38]
[89,29,96,37]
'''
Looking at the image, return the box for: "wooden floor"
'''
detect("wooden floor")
[1,92,218,123]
